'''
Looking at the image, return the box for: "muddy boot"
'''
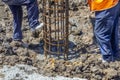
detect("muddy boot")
[31,23,44,38]
[102,55,115,63]
[10,40,28,48]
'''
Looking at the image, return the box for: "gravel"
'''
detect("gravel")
[0,64,87,80]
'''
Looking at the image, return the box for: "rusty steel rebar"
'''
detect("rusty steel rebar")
[43,0,69,60]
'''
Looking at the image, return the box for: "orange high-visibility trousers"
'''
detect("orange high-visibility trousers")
[88,0,119,11]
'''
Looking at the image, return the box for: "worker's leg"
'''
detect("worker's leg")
[94,3,120,62]
[9,5,23,40]
[111,16,119,57]
[26,0,40,29]
[111,2,120,57]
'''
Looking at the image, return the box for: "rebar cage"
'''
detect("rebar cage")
[43,0,69,59]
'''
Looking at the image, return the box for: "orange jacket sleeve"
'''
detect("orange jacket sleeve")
[88,0,119,11]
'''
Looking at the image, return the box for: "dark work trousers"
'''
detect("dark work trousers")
[9,0,39,40]
[94,2,120,58]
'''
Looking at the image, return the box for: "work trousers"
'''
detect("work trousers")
[94,2,120,57]
[9,0,39,40]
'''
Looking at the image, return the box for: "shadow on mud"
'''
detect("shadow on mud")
[28,39,101,60]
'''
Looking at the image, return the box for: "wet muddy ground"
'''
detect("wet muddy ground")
[0,0,120,80]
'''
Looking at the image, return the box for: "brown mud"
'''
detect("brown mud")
[0,0,120,80]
